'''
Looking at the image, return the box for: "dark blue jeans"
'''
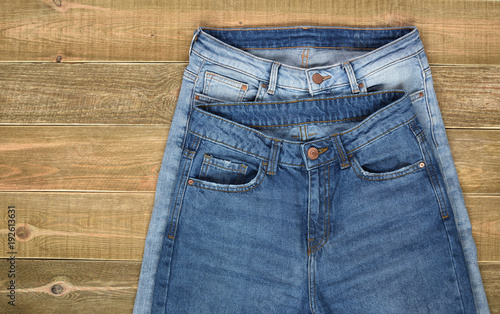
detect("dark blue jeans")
[134,26,488,313]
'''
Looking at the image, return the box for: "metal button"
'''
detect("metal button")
[312,73,323,84]
[307,147,319,160]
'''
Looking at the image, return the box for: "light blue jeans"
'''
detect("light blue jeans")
[134,26,489,313]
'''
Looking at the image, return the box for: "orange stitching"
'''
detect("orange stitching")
[194,27,417,78]
[309,164,331,253]
[167,156,190,238]
[346,116,416,154]
[197,90,403,108]
[189,130,266,158]
[189,130,304,167]
[203,159,247,173]
[350,156,423,181]
[205,71,247,89]
[317,147,328,156]
[241,45,375,51]
[309,166,328,250]
[338,94,408,136]
[420,137,449,218]
[203,154,211,178]
[190,163,267,193]
[313,254,317,314]
[333,136,347,167]
[248,116,365,128]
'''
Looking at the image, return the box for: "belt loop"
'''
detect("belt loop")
[266,139,282,175]
[189,27,202,56]
[331,135,350,169]
[342,61,360,94]
[267,62,280,95]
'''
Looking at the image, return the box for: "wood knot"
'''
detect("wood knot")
[51,284,64,295]
[16,226,31,240]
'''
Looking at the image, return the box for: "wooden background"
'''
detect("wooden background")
[0,0,499,313]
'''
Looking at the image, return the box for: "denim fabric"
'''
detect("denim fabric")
[134,26,489,313]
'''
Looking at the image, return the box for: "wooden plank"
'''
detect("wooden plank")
[0,260,498,313]
[481,263,500,314]
[0,63,498,129]
[0,0,498,64]
[447,130,500,194]
[0,193,498,261]
[432,66,500,129]
[467,196,500,262]
[0,192,152,260]
[0,259,139,313]
[0,63,184,125]
[0,127,498,193]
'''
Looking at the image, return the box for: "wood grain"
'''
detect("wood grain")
[480,263,500,314]
[0,192,152,260]
[0,259,139,314]
[0,193,498,261]
[0,63,498,128]
[0,260,498,313]
[0,0,498,64]
[448,130,500,194]
[0,127,497,193]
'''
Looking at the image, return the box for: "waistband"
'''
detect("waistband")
[188,90,418,171]
[188,26,425,94]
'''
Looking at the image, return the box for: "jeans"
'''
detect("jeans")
[133,26,489,313]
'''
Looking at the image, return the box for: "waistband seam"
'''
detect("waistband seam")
[345,115,417,154]
[196,90,403,110]
[196,27,419,72]
[191,46,423,92]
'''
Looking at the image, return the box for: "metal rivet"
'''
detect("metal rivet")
[194,95,199,100]
[241,85,248,91]
[419,92,424,97]
[358,82,364,88]
[188,179,194,185]
[312,73,323,84]
[262,83,267,89]
[419,162,425,168]
[307,147,319,160]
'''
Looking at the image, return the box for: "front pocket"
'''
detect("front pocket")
[186,137,267,193]
[349,118,426,181]
[189,159,267,193]
[199,154,248,185]
[350,155,426,181]
[203,71,249,102]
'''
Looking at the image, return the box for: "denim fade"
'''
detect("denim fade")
[133,26,489,313]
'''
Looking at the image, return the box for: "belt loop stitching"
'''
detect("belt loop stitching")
[189,27,202,57]
[342,61,360,94]
[332,135,350,169]
[267,139,282,175]
[267,62,280,95]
